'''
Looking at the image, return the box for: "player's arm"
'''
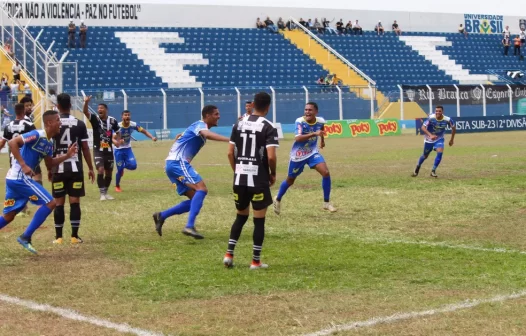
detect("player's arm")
[0,126,11,151]
[449,120,456,146]
[295,131,322,142]
[112,132,122,147]
[320,124,326,149]
[139,127,157,141]
[82,95,93,120]
[420,121,436,139]
[227,143,236,172]
[8,135,32,175]
[200,129,229,142]
[80,124,95,182]
[266,126,279,186]
[44,143,78,168]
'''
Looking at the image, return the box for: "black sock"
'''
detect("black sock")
[97,174,104,193]
[104,174,112,190]
[226,214,249,256]
[252,217,265,263]
[54,205,64,239]
[70,203,81,238]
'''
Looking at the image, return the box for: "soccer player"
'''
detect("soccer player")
[237,101,253,120]
[51,94,95,245]
[82,96,121,200]
[411,105,456,178]
[113,110,157,192]
[19,96,43,186]
[152,105,229,239]
[0,110,77,254]
[273,102,336,214]
[223,92,278,270]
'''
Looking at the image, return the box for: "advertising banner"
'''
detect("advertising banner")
[324,119,402,138]
[415,115,526,135]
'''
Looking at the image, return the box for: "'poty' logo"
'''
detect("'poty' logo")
[323,122,343,136]
[376,120,398,135]
[349,122,371,137]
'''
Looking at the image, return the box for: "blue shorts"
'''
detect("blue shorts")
[288,154,326,178]
[3,177,53,214]
[423,138,444,154]
[114,148,137,170]
[165,160,202,196]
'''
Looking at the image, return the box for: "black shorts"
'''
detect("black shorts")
[94,150,114,170]
[13,74,20,81]
[52,171,85,198]
[233,186,272,211]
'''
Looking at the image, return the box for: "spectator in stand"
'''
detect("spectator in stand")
[353,20,363,35]
[316,76,325,85]
[1,73,9,87]
[256,18,265,29]
[336,19,344,35]
[331,74,341,86]
[458,24,468,38]
[12,61,21,82]
[79,20,88,48]
[322,18,337,35]
[4,40,14,58]
[21,80,31,98]
[503,25,511,39]
[1,106,11,129]
[277,17,286,30]
[68,19,76,48]
[375,21,384,35]
[299,18,307,27]
[312,19,323,34]
[9,80,19,104]
[264,17,278,33]
[503,35,511,55]
[345,21,353,34]
[514,35,521,55]
[392,20,402,36]
[307,19,313,30]
[520,29,526,46]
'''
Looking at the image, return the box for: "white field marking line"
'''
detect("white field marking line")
[304,290,526,336]
[0,294,167,336]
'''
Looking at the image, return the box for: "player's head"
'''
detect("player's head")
[202,105,220,127]
[245,101,253,114]
[98,103,108,119]
[14,103,25,117]
[57,93,72,113]
[304,102,319,123]
[19,96,33,116]
[253,92,271,116]
[435,105,444,119]
[122,110,131,123]
[43,110,61,136]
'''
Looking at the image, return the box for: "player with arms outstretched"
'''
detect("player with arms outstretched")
[273,102,336,214]
[113,110,157,192]
[152,105,229,239]
[412,105,456,178]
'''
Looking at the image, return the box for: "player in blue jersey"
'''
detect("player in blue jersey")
[152,105,229,239]
[273,102,337,214]
[412,105,456,178]
[0,110,78,254]
[113,110,157,192]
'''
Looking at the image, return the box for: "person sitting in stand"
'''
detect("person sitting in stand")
[375,21,384,35]
[256,18,266,29]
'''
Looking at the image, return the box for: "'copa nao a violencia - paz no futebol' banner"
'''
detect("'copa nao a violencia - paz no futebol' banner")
[5,2,141,20]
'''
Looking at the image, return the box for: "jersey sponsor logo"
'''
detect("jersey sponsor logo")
[252,193,264,201]
[324,122,343,136]
[376,120,399,135]
[100,142,110,149]
[28,195,38,201]
[349,122,371,137]
[4,199,15,207]
[73,182,83,189]
[233,193,239,201]
[53,182,64,189]
[295,149,313,157]
[24,135,37,142]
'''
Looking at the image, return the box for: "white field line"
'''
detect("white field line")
[0,294,167,336]
[304,290,526,336]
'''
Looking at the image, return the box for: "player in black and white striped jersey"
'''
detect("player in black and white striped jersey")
[223,92,279,270]
[50,94,95,245]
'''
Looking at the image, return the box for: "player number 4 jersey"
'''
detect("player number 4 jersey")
[290,116,325,162]
[117,121,143,149]
[423,114,454,143]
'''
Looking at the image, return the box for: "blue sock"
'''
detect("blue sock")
[160,200,191,220]
[0,216,9,230]
[276,180,290,201]
[432,152,443,171]
[186,190,207,229]
[322,176,331,202]
[116,167,124,187]
[22,205,52,239]
[417,154,427,166]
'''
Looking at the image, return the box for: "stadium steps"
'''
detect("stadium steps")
[378,102,427,119]
[281,29,385,108]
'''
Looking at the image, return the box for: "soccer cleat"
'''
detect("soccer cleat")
[323,202,337,212]
[17,236,37,254]
[411,165,421,177]
[430,170,438,178]
[71,237,84,244]
[104,193,115,200]
[182,227,204,240]
[152,212,165,237]
[99,194,107,201]
[52,238,64,245]
[115,186,122,193]
[273,196,281,215]
[249,261,269,270]
[223,253,234,268]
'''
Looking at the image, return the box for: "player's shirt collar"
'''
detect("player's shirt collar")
[302,116,317,125]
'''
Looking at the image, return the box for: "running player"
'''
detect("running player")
[51,94,95,245]
[412,105,456,178]
[0,110,77,254]
[237,101,253,120]
[152,105,229,239]
[82,96,121,200]
[19,96,43,185]
[113,110,157,192]
[223,92,278,269]
[273,102,336,214]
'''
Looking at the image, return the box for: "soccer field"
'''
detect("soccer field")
[1,131,526,336]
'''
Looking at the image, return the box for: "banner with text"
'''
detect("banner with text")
[402,85,526,105]
[324,119,401,138]
[415,115,526,135]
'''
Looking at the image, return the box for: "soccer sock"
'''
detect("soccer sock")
[104,175,112,191]
[226,214,249,256]
[21,205,52,240]
[70,203,81,238]
[54,205,65,239]
[432,152,443,171]
[160,200,191,220]
[276,180,290,201]
[252,217,265,263]
[322,176,331,203]
[0,216,9,230]
[186,190,207,229]
[417,154,427,167]
[97,174,104,193]
[115,167,124,187]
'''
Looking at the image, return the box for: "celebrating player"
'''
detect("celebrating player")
[273,102,336,214]
[152,105,229,239]
[51,94,95,245]
[113,110,157,192]
[412,105,456,178]
[0,110,77,254]
[223,92,279,269]
[83,96,121,200]
[19,96,43,186]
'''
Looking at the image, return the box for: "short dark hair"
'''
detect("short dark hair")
[306,102,319,111]
[253,92,271,111]
[201,105,218,119]
[436,105,444,111]
[57,93,71,109]
[14,103,24,116]
[122,110,131,115]
[245,101,252,104]
[19,96,33,105]
[43,109,58,121]
[98,103,108,110]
